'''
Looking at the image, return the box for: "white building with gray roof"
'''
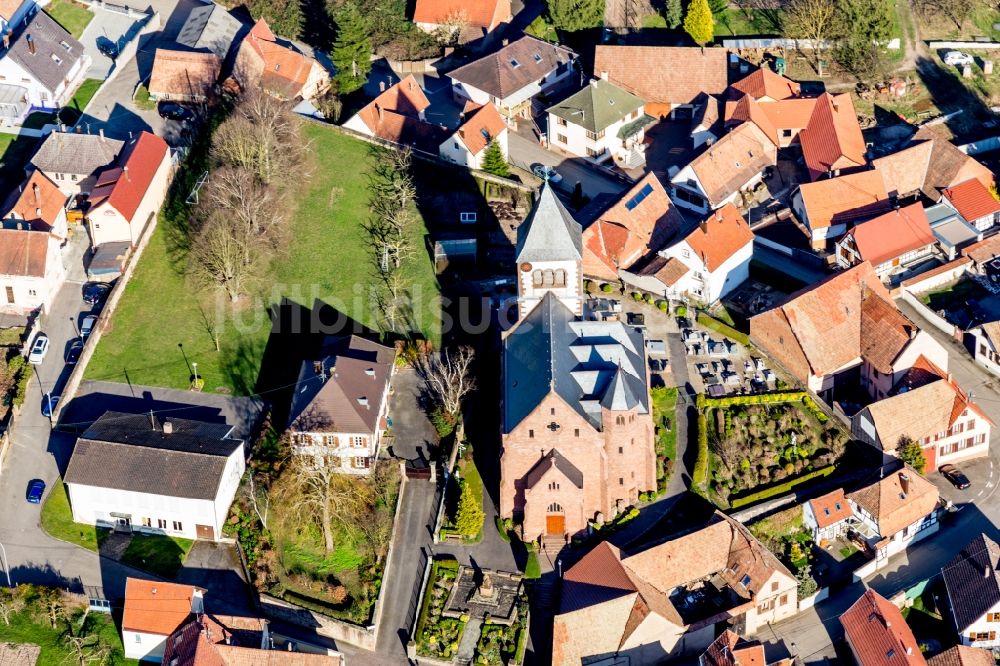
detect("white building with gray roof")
[0,8,88,121]
[515,182,583,317]
[29,130,124,195]
[176,3,244,61]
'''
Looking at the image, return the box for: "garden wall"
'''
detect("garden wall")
[898,289,963,340]
[899,259,971,293]
[928,41,1000,50]
[797,586,829,611]
[259,593,377,651]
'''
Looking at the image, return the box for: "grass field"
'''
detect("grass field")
[0,133,40,185]
[45,0,94,38]
[40,479,110,551]
[121,534,194,578]
[86,123,441,394]
[2,606,134,665]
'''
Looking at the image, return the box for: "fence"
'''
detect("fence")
[722,37,900,50]
[898,289,963,340]
[928,41,1000,50]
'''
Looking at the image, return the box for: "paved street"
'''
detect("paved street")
[508,131,630,199]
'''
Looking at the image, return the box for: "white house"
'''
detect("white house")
[85,131,172,249]
[287,335,396,474]
[0,227,63,314]
[439,101,508,169]
[123,579,205,663]
[802,488,855,544]
[63,412,245,541]
[29,131,124,195]
[835,202,938,281]
[943,178,1000,232]
[448,35,576,121]
[546,77,650,168]
[0,9,88,122]
[852,375,992,472]
[2,168,68,238]
[514,181,583,317]
[792,170,891,251]
[943,534,1000,649]
[846,465,940,563]
[972,320,1000,378]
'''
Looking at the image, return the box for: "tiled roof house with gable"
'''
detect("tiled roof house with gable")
[412,0,512,40]
[236,18,329,100]
[841,589,927,666]
[29,130,124,195]
[853,372,992,472]
[0,226,64,314]
[287,334,396,475]
[63,411,246,541]
[928,646,996,666]
[802,488,855,542]
[439,100,508,169]
[85,131,172,250]
[176,2,243,60]
[448,35,576,120]
[2,169,68,238]
[700,630,792,666]
[835,202,937,280]
[148,48,220,102]
[343,74,447,151]
[749,262,950,402]
[501,182,656,541]
[942,533,1000,648]
[792,170,892,250]
[942,178,1000,232]
[123,579,205,662]
[551,512,797,665]
[971,318,1000,378]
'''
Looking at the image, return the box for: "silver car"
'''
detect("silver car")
[80,315,97,338]
[27,334,49,364]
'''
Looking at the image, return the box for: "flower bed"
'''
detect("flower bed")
[416,558,465,660]
[474,593,529,666]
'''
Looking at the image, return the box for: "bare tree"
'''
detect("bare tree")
[245,472,271,531]
[0,587,25,625]
[415,346,476,418]
[188,210,271,302]
[783,0,843,72]
[211,91,303,185]
[203,167,287,243]
[277,456,358,554]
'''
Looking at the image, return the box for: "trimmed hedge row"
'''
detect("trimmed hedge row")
[693,394,709,491]
[729,465,836,509]
[703,391,829,423]
[696,312,750,345]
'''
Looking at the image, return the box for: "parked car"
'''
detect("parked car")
[939,464,971,490]
[41,393,59,417]
[531,163,563,184]
[80,315,97,338]
[944,51,974,66]
[158,102,195,122]
[26,479,45,504]
[66,340,83,365]
[28,334,49,364]
[82,282,111,307]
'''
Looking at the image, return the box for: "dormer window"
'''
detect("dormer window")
[51,54,61,65]
[510,58,520,68]
[740,574,752,587]
[274,63,280,71]
[60,40,70,52]
[533,53,542,63]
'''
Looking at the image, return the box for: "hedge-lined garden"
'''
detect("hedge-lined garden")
[696,312,750,346]
[415,558,465,660]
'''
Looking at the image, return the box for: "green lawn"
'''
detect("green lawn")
[40,479,110,552]
[717,7,784,36]
[651,386,678,463]
[59,78,102,124]
[921,278,988,310]
[86,124,441,394]
[45,0,93,38]
[134,84,156,111]
[121,534,194,578]
[0,133,40,186]
[1,606,135,666]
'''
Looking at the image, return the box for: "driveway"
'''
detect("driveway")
[386,368,438,465]
[174,541,253,615]
[79,6,141,79]
[507,131,629,199]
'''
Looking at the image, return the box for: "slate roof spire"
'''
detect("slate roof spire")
[516,181,582,264]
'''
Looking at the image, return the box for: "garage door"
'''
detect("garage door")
[195,524,215,540]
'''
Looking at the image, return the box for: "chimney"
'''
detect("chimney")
[502,38,509,46]
[3,34,8,49]
[163,421,174,435]
[832,97,839,112]
[328,363,336,378]
[32,182,39,206]
[899,472,910,496]
[590,78,598,88]
[699,219,708,234]
[375,103,383,121]
[26,35,34,55]
[313,360,323,375]
[98,127,105,141]
[600,70,608,80]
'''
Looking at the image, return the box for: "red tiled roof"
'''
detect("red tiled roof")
[799,93,867,180]
[354,75,446,150]
[928,646,996,666]
[0,228,48,278]
[123,579,200,636]
[149,48,220,98]
[702,631,767,666]
[797,170,890,230]
[685,203,754,272]
[5,170,65,231]
[412,0,510,29]
[89,132,169,222]
[241,19,318,98]
[730,67,800,101]
[594,46,728,111]
[963,233,1000,265]
[685,121,777,207]
[840,589,927,666]
[808,488,854,529]
[943,178,1000,222]
[455,102,506,155]
[725,95,779,146]
[847,202,935,267]
[758,98,817,131]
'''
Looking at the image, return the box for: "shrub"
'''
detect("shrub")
[523,552,541,579]
[455,481,484,537]
[696,312,750,345]
[693,409,709,491]
[676,305,688,317]
[657,300,669,312]
[729,466,836,508]
[644,293,655,304]
[9,355,29,407]
[631,292,643,301]
[494,516,511,542]
[601,283,613,293]
[431,407,458,438]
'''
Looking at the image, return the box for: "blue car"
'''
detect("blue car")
[26,479,45,504]
[41,393,59,418]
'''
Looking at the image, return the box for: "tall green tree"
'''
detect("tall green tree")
[708,0,729,17]
[332,1,372,94]
[247,0,302,39]
[684,0,715,46]
[897,438,927,474]
[480,140,510,177]
[545,0,605,32]
[665,0,684,28]
[454,481,484,537]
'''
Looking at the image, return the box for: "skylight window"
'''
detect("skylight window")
[480,128,491,141]
[740,574,752,587]
[608,98,615,105]
[823,508,830,516]
[835,502,842,510]
[533,53,542,63]
[510,58,521,68]
[51,54,61,65]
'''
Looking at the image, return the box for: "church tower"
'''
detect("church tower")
[515,181,583,318]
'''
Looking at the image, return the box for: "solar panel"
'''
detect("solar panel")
[624,183,654,210]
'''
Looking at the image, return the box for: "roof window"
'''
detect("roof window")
[740,574,752,587]
[510,58,520,68]
[624,182,653,211]
[51,54,62,65]
[533,53,542,63]
[823,508,830,516]
[835,502,842,510]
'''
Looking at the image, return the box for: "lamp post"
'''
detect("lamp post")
[192,362,199,387]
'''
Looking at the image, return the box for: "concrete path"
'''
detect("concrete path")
[456,618,482,665]
[507,132,629,200]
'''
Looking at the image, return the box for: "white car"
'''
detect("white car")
[80,315,97,338]
[531,163,563,184]
[944,51,974,67]
[27,334,49,364]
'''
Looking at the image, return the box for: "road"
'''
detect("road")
[759,297,1000,662]
[507,131,630,199]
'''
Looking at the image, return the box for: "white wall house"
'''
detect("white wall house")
[546,78,649,167]
[123,579,205,663]
[943,534,1000,649]
[64,413,245,541]
[792,170,890,251]
[0,228,64,314]
[943,178,1000,232]
[972,322,1000,378]
[834,203,937,281]
[515,182,583,317]
[846,467,940,564]
[802,489,854,543]
[30,131,124,196]
[439,102,508,170]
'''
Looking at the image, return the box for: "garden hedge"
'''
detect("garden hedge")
[696,312,750,345]
[703,391,828,423]
[729,465,836,508]
[693,394,709,491]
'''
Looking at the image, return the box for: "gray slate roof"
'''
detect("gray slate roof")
[547,78,644,134]
[448,35,575,100]
[516,182,581,263]
[30,131,123,177]
[524,449,584,489]
[64,412,243,500]
[287,335,395,435]
[503,292,649,433]
[942,533,1000,632]
[176,3,243,60]
[5,9,84,93]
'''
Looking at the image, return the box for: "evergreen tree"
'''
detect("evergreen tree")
[455,481,484,537]
[247,0,302,40]
[897,438,927,474]
[545,0,605,32]
[708,0,728,17]
[480,140,509,177]
[665,0,684,28]
[684,0,715,46]
[332,2,372,95]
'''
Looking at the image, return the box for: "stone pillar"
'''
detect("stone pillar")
[963,64,973,78]
[985,60,994,75]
